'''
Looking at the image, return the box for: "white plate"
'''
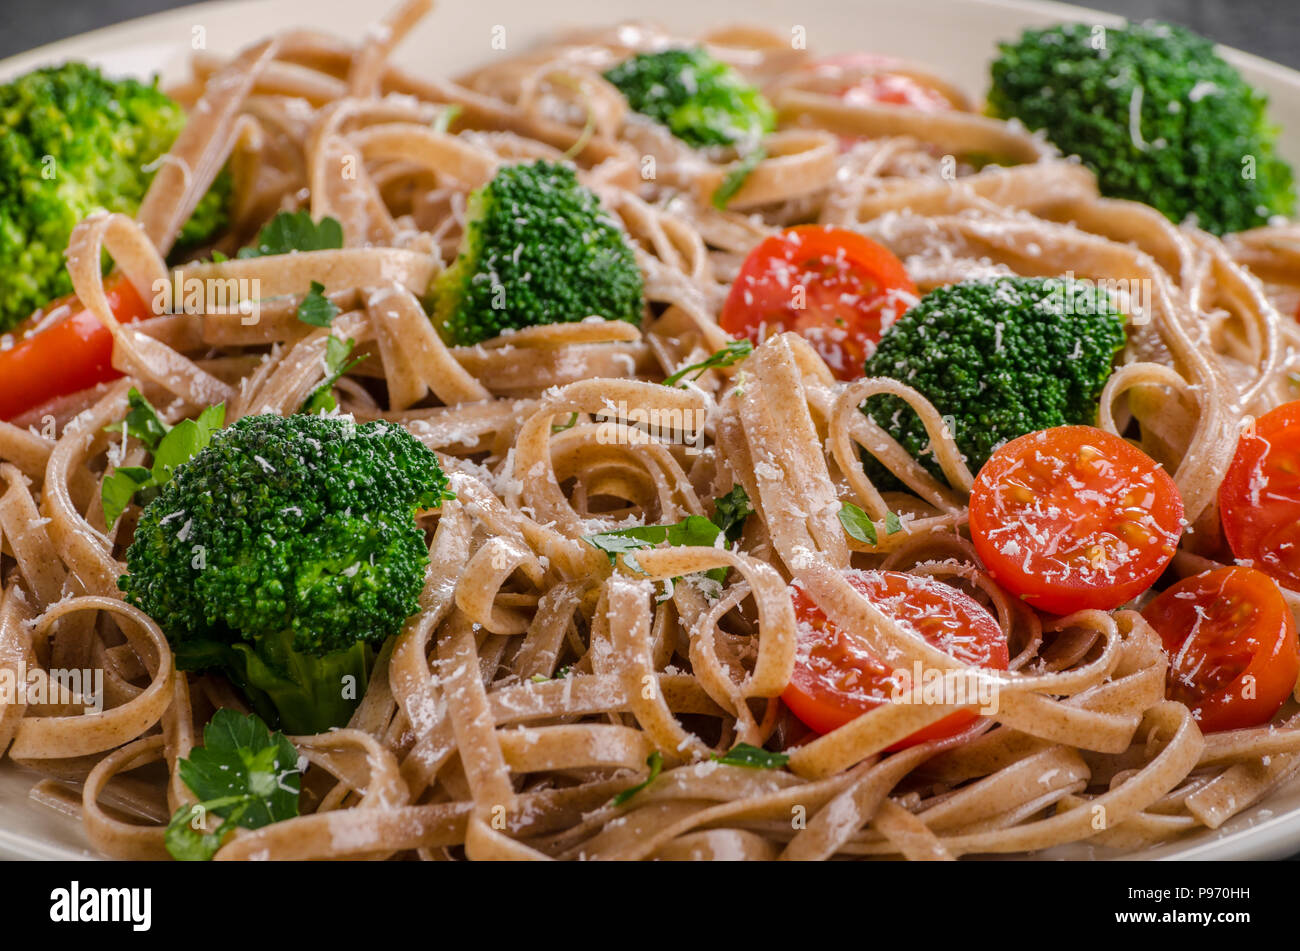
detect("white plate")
[3,0,1299,861]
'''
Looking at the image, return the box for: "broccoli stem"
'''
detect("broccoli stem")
[175,631,375,735]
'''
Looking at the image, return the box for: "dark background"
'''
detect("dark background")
[1,0,1299,67]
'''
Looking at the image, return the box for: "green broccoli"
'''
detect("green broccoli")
[431,160,644,346]
[861,277,1125,483]
[603,47,775,149]
[120,413,451,734]
[988,21,1294,235]
[0,62,230,333]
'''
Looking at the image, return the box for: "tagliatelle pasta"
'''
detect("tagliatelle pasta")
[2,0,1300,862]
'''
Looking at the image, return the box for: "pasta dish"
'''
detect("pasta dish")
[1,0,1299,861]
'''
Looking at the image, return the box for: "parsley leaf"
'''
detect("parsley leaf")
[301,336,369,415]
[712,743,789,769]
[837,501,878,545]
[110,387,170,451]
[101,395,225,527]
[611,751,663,806]
[712,147,766,210]
[837,502,905,546]
[584,492,753,585]
[583,526,667,562]
[151,403,225,484]
[236,210,344,259]
[164,710,301,861]
[295,280,339,328]
[663,339,753,387]
[584,515,722,562]
[711,484,753,543]
[666,515,726,549]
[101,467,153,529]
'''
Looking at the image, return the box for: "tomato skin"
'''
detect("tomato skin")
[719,225,917,380]
[1142,566,1299,733]
[1219,401,1300,593]
[782,569,1008,748]
[0,274,152,420]
[802,54,956,112]
[969,426,1184,615]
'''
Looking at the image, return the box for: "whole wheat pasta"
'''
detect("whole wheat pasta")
[2,0,1298,862]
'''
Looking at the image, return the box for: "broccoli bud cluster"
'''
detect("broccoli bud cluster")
[121,413,450,733]
[989,21,1294,235]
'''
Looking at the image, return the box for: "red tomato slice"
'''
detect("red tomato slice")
[969,426,1185,615]
[1141,566,1299,733]
[720,225,917,380]
[802,53,955,111]
[1219,401,1300,593]
[0,274,153,420]
[782,569,1009,747]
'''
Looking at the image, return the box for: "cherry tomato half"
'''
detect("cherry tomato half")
[969,426,1185,615]
[1219,401,1300,593]
[782,569,1008,747]
[806,53,956,112]
[720,225,917,380]
[0,274,153,420]
[1142,566,1299,733]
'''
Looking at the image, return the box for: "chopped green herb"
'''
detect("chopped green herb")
[711,484,753,544]
[164,710,301,861]
[432,103,462,135]
[301,336,368,415]
[838,501,877,545]
[583,515,722,562]
[663,339,753,387]
[151,403,225,484]
[108,387,170,451]
[611,751,663,806]
[101,467,153,530]
[236,210,344,259]
[711,147,766,210]
[295,280,338,328]
[584,490,755,586]
[712,743,789,769]
[551,412,580,433]
[102,395,225,527]
[837,501,905,546]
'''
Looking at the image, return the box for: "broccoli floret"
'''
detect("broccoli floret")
[603,48,775,149]
[988,21,1294,235]
[0,63,230,332]
[862,277,1125,483]
[120,413,450,734]
[431,160,644,346]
